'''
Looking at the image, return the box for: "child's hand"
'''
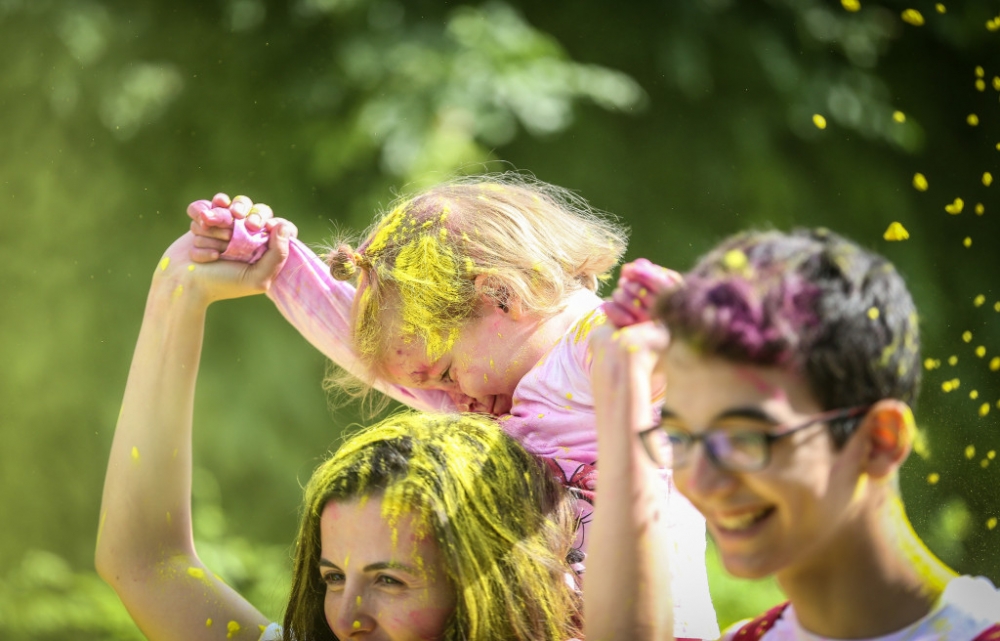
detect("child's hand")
[604,258,683,328]
[186,193,275,263]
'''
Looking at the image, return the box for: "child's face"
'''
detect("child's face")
[663,341,865,580]
[320,496,456,640]
[381,303,544,416]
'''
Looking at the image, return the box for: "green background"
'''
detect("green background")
[1,0,998,637]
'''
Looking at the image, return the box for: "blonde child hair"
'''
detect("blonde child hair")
[324,173,628,397]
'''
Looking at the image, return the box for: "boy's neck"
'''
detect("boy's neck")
[776,494,957,639]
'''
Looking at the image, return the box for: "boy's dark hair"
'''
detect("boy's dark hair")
[655,228,921,447]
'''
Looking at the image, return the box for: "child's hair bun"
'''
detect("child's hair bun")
[329,243,361,281]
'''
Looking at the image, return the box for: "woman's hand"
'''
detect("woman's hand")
[162,195,297,305]
[186,193,277,262]
[603,258,682,328]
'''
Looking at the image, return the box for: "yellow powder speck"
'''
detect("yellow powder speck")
[96,510,107,545]
[983,172,994,186]
[187,567,205,579]
[356,596,362,606]
[867,307,880,320]
[963,331,972,342]
[975,346,986,357]
[483,373,488,383]
[974,295,986,306]
[975,203,985,215]
[259,625,267,633]
[990,356,1000,371]
[159,256,170,271]
[913,430,930,459]
[166,511,172,526]
[893,110,906,123]
[976,79,986,91]
[935,3,946,12]
[927,472,940,484]
[841,0,860,11]
[566,392,573,400]
[948,355,958,366]
[206,619,213,627]
[966,445,976,459]
[353,621,362,630]
[968,114,980,126]
[963,237,972,248]
[942,381,954,392]
[988,517,998,530]
[945,197,964,214]
[995,302,1000,312]
[187,264,195,272]
[901,8,924,25]
[989,18,1000,32]
[982,459,991,468]
[172,284,184,299]
[812,114,827,129]
[912,173,928,191]
[994,77,1000,90]
[989,450,996,459]
[537,414,545,419]
[131,446,139,461]
[227,621,241,638]
[976,66,985,78]
[923,358,940,370]
[722,249,748,270]
[970,390,979,400]
[979,403,990,417]
[633,298,642,308]
[883,222,910,241]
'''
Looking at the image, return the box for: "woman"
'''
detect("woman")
[95,230,582,640]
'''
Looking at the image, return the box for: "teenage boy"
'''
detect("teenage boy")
[585,229,1000,641]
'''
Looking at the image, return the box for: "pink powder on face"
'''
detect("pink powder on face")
[733,366,787,400]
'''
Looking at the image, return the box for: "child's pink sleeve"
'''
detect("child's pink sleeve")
[222,220,455,413]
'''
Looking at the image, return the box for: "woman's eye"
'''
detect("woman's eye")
[322,571,345,586]
[376,574,404,587]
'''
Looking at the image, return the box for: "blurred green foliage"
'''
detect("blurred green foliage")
[1,0,998,637]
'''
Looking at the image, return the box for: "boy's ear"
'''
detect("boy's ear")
[860,399,915,480]
[473,274,523,319]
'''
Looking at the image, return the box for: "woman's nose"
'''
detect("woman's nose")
[330,590,375,637]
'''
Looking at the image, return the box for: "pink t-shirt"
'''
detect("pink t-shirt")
[225,220,719,639]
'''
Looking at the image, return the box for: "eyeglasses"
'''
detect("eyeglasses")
[638,405,871,472]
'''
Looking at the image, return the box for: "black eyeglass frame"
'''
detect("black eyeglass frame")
[638,405,872,472]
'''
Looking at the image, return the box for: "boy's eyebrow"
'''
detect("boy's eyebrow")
[659,406,778,424]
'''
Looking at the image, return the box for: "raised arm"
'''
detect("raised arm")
[585,321,675,641]
[187,195,454,413]
[94,231,286,641]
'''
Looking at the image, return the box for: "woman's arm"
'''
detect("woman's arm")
[95,232,283,641]
[585,322,674,641]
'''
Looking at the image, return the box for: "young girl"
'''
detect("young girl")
[187,174,720,638]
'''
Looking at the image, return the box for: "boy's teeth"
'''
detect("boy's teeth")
[717,509,769,531]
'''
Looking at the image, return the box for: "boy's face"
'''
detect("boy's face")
[663,341,866,580]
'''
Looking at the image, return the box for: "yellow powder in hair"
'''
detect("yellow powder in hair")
[366,206,408,256]
[867,307,880,320]
[392,234,464,360]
